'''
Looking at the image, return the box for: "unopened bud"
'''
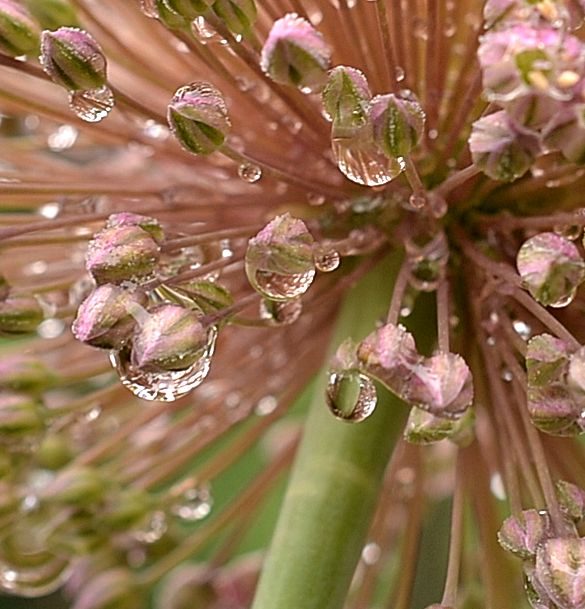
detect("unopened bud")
[36,432,73,470]
[213,0,257,35]
[168,81,231,155]
[25,0,79,29]
[0,354,54,393]
[556,480,585,522]
[160,280,234,316]
[245,213,316,301]
[0,294,43,334]
[44,465,104,506]
[102,488,153,529]
[40,27,107,91]
[517,232,585,308]
[71,568,145,609]
[131,304,209,372]
[160,0,211,21]
[371,93,425,158]
[469,110,540,182]
[0,391,44,436]
[498,509,552,559]
[322,65,371,132]
[261,13,330,93]
[535,537,585,609]
[0,0,39,57]
[86,224,160,285]
[72,284,147,349]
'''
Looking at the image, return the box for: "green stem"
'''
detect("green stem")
[250,253,413,609]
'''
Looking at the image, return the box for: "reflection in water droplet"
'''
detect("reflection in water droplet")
[250,269,315,302]
[326,370,377,422]
[259,298,302,325]
[140,0,158,17]
[554,224,582,241]
[171,484,213,521]
[307,193,326,206]
[68,86,114,123]
[313,247,341,272]
[133,510,167,543]
[110,326,217,402]
[332,137,405,186]
[238,162,262,183]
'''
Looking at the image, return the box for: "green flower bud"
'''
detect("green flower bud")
[36,432,73,470]
[0,391,44,437]
[154,0,190,29]
[260,13,331,92]
[40,27,107,91]
[102,488,153,529]
[212,0,256,35]
[0,294,43,334]
[0,0,39,57]
[0,354,54,393]
[43,465,105,506]
[168,81,231,155]
[371,93,425,158]
[24,0,78,29]
[163,0,212,19]
[322,65,371,133]
[404,406,460,445]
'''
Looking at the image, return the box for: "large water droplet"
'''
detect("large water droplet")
[171,484,213,521]
[332,137,405,186]
[110,326,217,402]
[250,269,315,302]
[326,370,377,422]
[238,162,262,183]
[68,86,114,123]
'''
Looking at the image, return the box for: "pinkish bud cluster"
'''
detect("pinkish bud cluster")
[471,2,585,180]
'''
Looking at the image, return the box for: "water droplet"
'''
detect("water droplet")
[501,368,513,382]
[237,162,262,183]
[255,394,278,416]
[326,370,377,422]
[443,18,456,37]
[395,66,405,82]
[110,326,218,402]
[408,193,427,210]
[133,510,167,543]
[513,319,532,340]
[47,124,78,151]
[171,484,213,521]
[191,17,223,44]
[39,202,61,219]
[259,298,302,325]
[307,193,326,206]
[140,0,159,17]
[331,137,405,186]
[413,18,428,40]
[313,246,341,272]
[554,224,582,241]
[251,269,315,302]
[68,86,114,123]
[362,542,381,565]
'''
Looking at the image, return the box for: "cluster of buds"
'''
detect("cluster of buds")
[470,0,585,180]
[326,323,474,443]
[525,333,585,435]
[498,502,585,609]
[73,213,227,402]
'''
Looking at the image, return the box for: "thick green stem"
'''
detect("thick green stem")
[251,253,412,609]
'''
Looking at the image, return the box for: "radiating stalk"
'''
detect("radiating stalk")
[251,253,417,609]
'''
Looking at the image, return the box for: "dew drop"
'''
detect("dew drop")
[413,18,428,40]
[513,319,532,340]
[191,16,220,43]
[307,192,326,206]
[140,0,159,17]
[326,370,377,422]
[554,224,582,241]
[395,66,405,82]
[313,247,341,272]
[259,298,302,325]
[171,484,213,521]
[408,193,427,210]
[332,137,405,186]
[255,394,278,416]
[109,326,217,402]
[250,269,315,302]
[237,162,262,183]
[133,510,167,543]
[68,86,114,123]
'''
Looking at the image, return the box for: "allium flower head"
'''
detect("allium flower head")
[6,2,585,609]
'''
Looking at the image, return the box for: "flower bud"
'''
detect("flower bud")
[498,509,552,559]
[543,105,585,165]
[0,391,44,437]
[25,0,79,30]
[556,480,585,522]
[0,294,43,334]
[0,0,39,56]
[43,465,104,506]
[213,0,257,35]
[102,488,153,529]
[71,568,145,609]
[261,13,331,93]
[322,65,371,132]
[36,432,73,470]
[535,537,585,609]
[469,110,540,182]
[404,407,459,444]
[0,355,54,393]
[569,346,585,395]
[105,212,164,243]
[158,280,234,316]
[157,565,215,609]
[86,224,160,285]
[517,232,585,308]
[72,284,148,349]
[168,81,231,155]
[245,213,316,301]
[131,303,210,372]
[40,27,107,91]
[161,0,211,21]
[371,93,425,159]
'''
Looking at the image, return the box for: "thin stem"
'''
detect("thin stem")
[387,257,411,325]
[373,0,398,91]
[434,164,481,198]
[437,272,450,352]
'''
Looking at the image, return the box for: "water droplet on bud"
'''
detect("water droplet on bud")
[69,86,114,123]
[326,370,377,422]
